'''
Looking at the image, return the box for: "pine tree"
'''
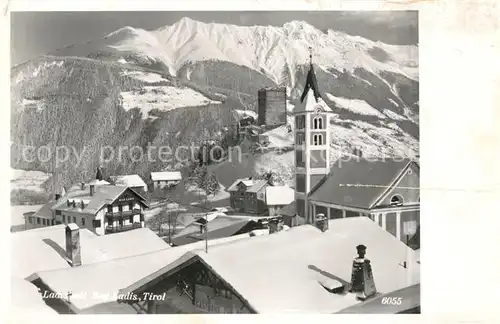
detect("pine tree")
[95,167,103,181]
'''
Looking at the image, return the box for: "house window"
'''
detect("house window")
[92,219,102,228]
[55,210,61,215]
[390,195,404,206]
[37,218,41,225]
[119,218,123,226]
[295,115,305,130]
[313,134,323,146]
[28,217,33,224]
[140,214,144,222]
[81,218,85,226]
[42,219,46,225]
[129,215,134,223]
[107,205,113,213]
[313,116,324,130]
[62,215,66,223]
[73,216,76,223]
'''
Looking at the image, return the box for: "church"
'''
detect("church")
[289,51,420,248]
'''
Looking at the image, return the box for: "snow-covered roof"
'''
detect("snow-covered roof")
[122,218,420,313]
[88,179,110,186]
[10,277,58,315]
[30,232,267,312]
[12,225,169,280]
[50,185,147,215]
[227,178,268,193]
[111,174,147,188]
[151,171,182,181]
[265,186,295,206]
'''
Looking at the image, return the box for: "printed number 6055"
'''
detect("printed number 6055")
[381,297,402,305]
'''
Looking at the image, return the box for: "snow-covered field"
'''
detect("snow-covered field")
[120,86,222,119]
[326,94,387,119]
[11,169,50,193]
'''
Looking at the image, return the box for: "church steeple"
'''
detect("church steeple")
[300,47,322,103]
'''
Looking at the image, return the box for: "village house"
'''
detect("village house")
[11,224,170,314]
[111,174,148,193]
[226,177,269,215]
[265,185,295,216]
[112,217,419,314]
[27,229,270,314]
[290,51,420,249]
[151,171,182,190]
[27,169,149,235]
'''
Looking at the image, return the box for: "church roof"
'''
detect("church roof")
[308,159,414,209]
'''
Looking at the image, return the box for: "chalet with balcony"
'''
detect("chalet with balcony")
[226,178,269,215]
[29,169,149,235]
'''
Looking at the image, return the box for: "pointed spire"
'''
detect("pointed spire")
[300,46,321,103]
[309,46,313,67]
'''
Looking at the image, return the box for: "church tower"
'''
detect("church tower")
[293,48,333,224]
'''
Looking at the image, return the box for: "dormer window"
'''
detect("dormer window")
[313,116,324,130]
[390,195,404,206]
[313,134,324,146]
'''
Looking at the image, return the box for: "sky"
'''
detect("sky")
[11,11,418,66]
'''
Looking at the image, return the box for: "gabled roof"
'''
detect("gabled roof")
[50,186,147,215]
[266,186,295,206]
[227,178,268,193]
[110,174,147,188]
[33,200,58,219]
[171,215,256,246]
[121,218,420,313]
[29,232,266,312]
[151,171,182,181]
[308,158,413,209]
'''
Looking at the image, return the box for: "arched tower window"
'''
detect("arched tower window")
[313,134,324,146]
[390,195,404,206]
[313,116,324,130]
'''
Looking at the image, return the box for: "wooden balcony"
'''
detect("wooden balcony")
[105,209,141,218]
[105,222,142,234]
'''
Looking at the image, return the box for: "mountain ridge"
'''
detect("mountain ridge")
[10,18,419,197]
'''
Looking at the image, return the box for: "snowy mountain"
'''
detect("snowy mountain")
[10,18,419,193]
[49,18,417,88]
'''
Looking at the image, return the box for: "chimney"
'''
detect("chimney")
[90,185,95,196]
[65,224,81,267]
[268,218,283,234]
[55,194,61,201]
[67,200,71,207]
[349,245,377,300]
[72,200,76,208]
[315,214,328,232]
[81,182,85,190]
